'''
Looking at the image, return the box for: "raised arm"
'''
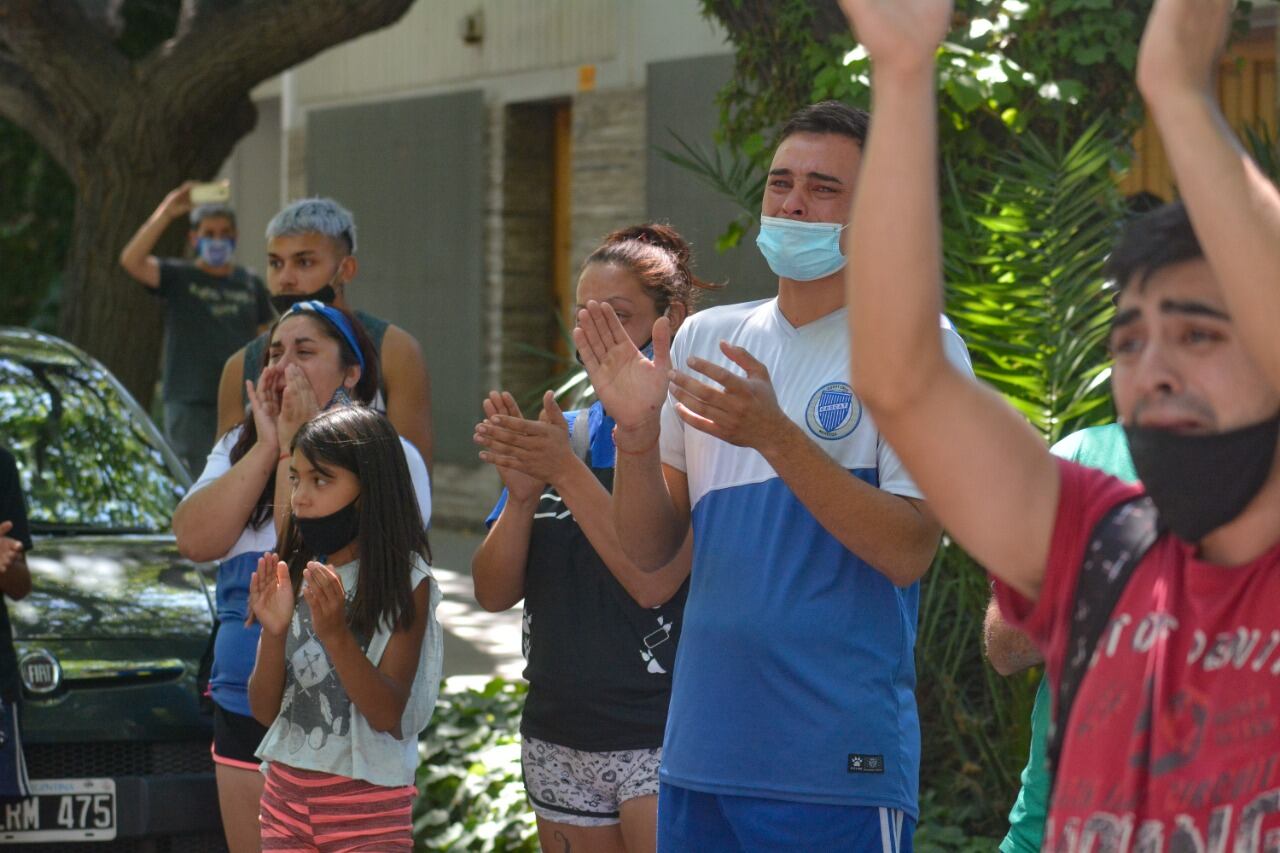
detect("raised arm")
[476,392,692,607]
[304,562,432,736]
[381,326,435,473]
[247,553,292,726]
[173,375,280,562]
[471,393,544,612]
[1137,0,1280,392]
[216,348,249,439]
[119,182,194,289]
[574,302,691,569]
[840,0,1059,599]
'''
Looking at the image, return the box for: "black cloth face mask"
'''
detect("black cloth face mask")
[294,498,359,561]
[270,284,336,315]
[1124,411,1280,543]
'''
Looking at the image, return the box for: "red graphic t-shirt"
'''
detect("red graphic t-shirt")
[996,459,1280,852]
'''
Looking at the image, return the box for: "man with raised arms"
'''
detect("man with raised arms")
[573,101,972,850]
[841,0,1280,846]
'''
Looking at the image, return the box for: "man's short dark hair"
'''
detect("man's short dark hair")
[779,100,869,147]
[190,203,236,229]
[1103,200,1203,293]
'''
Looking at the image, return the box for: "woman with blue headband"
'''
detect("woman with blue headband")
[172,302,432,853]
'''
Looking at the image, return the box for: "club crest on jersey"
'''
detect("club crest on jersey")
[805,382,861,440]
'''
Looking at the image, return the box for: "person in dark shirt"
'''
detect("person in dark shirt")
[0,447,34,799]
[213,198,434,471]
[120,182,273,476]
[472,224,716,853]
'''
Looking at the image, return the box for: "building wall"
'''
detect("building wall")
[646,54,776,307]
[569,88,648,291]
[490,102,559,397]
[218,96,281,279]
[304,90,488,474]
[1121,23,1278,199]
[218,1,737,527]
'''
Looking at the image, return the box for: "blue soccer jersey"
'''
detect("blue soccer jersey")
[657,297,972,816]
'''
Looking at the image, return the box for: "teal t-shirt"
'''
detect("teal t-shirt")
[999,423,1137,853]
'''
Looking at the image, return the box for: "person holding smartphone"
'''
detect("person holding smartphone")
[120,181,273,476]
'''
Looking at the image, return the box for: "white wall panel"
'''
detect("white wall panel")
[294,0,619,106]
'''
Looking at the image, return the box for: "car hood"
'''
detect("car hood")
[9,535,215,640]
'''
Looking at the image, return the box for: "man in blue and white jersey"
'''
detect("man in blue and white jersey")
[574,101,973,851]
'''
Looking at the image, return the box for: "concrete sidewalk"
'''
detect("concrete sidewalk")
[430,526,525,690]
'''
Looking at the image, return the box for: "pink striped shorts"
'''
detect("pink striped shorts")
[259,762,416,852]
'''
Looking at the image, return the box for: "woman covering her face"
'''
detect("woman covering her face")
[172,303,431,853]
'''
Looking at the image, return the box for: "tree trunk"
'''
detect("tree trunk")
[2,0,419,407]
[57,98,254,409]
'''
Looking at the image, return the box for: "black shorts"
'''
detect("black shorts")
[212,703,269,769]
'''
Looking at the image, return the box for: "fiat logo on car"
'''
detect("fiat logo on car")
[19,649,62,695]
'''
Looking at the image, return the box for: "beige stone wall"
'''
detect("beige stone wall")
[569,88,647,286]
[493,104,559,397]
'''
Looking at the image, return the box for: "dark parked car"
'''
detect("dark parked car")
[0,328,226,851]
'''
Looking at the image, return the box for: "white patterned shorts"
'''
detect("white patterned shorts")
[521,735,662,827]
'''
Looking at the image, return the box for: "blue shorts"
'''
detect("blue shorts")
[657,783,914,852]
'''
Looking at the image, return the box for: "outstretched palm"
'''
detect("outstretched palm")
[839,0,952,71]
[572,301,673,430]
[248,552,294,637]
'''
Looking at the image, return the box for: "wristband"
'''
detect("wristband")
[278,451,291,463]
[612,426,660,456]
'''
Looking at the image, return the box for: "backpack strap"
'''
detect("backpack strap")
[1046,494,1161,800]
[567,409,591,464]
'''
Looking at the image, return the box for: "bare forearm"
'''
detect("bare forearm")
[118,208,171,285]
[271,456,292,543]
[763,422,940,586]
[324,630,410,735]
[248,630,287,726]
[173,442,277,561]
[612,428,687,570]
[555,461,690,608]
[471,496,535,612]
[1146,92,1280,390]
[849,67,948,414]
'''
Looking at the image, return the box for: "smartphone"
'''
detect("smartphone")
[190,180,231,204]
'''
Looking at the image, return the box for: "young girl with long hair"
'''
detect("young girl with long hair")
[248,406,441,851]
[471,223,718,853]
[171,302,430,852]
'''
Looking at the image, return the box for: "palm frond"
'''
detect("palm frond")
[655,129,767,218]
[944,117,1124,443]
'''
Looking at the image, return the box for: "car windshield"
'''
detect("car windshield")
[0,335,186,533]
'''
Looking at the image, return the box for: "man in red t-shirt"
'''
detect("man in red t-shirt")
[839,0,1280,848]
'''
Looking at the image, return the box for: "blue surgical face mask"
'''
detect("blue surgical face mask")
[197,237,235,268]
[755,215,847,281]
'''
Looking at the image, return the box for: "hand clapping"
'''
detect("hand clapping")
[247,551,293,636]
[473,391,547,503]
[475,390,580,489]
[0,520,23,574]
[571,301,673,433]
[302,561,348,646]
[837,0,953,73]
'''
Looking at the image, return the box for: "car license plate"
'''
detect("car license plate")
[0,778,116,842]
